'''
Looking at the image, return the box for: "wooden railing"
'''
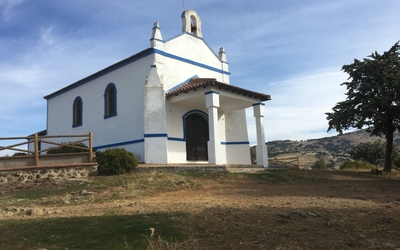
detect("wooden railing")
[0,133,93,166]
[268,157,300,169]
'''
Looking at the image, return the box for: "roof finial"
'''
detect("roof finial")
[150,21,163,48]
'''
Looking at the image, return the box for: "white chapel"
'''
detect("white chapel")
[43,10,271,167]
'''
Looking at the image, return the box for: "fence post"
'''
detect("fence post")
[89,132,93,162]
[34,133,39,166]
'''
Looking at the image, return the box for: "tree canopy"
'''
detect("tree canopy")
[326,41,400,172]
[347,141,399,167]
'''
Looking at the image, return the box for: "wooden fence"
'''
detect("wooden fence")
[0,133,93,166]
[269,157,300,169]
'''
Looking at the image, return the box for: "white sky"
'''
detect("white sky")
[1,0,399,150]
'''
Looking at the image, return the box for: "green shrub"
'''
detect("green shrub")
[346,141,399,167]
[96,148,138,176]
[47,142,89,154]
[13,152,28,156]
[340,160,374,170]
[311,159,327,170]
[392,156,400,170]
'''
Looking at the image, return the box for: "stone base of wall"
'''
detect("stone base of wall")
[0,163,98,185]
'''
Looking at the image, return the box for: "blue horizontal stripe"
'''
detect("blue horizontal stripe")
[204,91,220,95]
[168,137,185,142]
[221,141,249,145]
[144,133,168,138]
[154,49,230,75]
[252,103,265,106]
[150,38,163,42]
[95,139,145,149]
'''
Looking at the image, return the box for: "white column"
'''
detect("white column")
[205,91,221,165]
[253,103,268,168]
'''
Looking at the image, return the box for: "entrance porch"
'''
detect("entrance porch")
[166,78,271,167]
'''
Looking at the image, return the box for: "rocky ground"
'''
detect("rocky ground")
[1,169,400,249]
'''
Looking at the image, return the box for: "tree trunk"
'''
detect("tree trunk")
[384,126,394,172]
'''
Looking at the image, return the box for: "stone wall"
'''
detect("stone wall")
[0,153,91,169]
[0,163,98,185]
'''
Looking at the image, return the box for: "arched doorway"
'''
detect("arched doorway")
[184,111,209,161]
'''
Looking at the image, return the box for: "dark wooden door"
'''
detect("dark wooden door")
[185,113,209,161]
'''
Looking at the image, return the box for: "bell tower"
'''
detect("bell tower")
[181,10,202,38]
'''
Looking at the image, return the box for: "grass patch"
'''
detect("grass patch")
[146,235,199,250]
[340,160,375,170]
[0,213,186,250]
[243,169,327,183]
[177,171,229,179]
[1,172,204,208]
[10,181,88,201]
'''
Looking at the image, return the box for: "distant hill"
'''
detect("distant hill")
[265,129,400,169]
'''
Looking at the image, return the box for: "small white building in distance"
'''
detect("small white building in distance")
[43,10,271,167]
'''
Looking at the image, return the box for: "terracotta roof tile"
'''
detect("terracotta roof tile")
[166,78,271,101]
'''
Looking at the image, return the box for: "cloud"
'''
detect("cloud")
[246,68,348,143]
[1,0,400,148]
[0,0,24,21]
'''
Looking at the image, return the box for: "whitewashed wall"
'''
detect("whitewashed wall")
[157,34,230,92]
[224,110,251,164]
[45,24,251,165]
[46,54,155,162]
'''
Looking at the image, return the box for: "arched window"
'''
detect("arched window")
[104,83,117,118]
[73,96,83,127]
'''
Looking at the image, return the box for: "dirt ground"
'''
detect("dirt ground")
[1,170,400,249]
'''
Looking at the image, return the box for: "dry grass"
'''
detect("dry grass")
[145,235,199,250]
[1,169,400,249]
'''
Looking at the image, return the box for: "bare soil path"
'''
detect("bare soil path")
[1,170,399,249]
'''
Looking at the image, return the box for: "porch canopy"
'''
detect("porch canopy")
[166,78,271,167]
[166,78,271,112]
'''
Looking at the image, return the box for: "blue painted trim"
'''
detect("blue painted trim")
[44,43,230,100]
[168,137,185,142]
[144,133,168,138]
[154,49,230,75]
[252,102,265,106]
[44,48,154,100]
[104,83,117,119]
[104,113,117,119]
[164,33,227,67]
[72,96,83,127]
[94,139,145,150]
[150,38,164,42]
[204,91,220,95]
[221,141,249,145]
[165,75,199,93]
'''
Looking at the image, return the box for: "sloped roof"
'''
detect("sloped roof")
[166,78,271,101]
[44,48,154,100]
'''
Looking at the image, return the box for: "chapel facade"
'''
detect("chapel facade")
[43,10,271,167]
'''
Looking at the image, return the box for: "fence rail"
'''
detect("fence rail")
[0,133,93,166]
[268,157,300,169]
